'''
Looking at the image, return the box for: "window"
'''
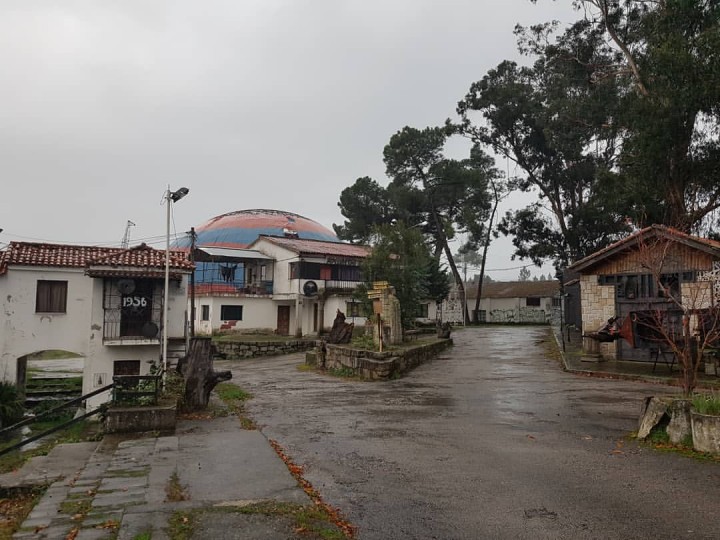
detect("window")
[260,265,267,281]
[36,280,68,313]
[416,303,430,318]
[289,262,299,279]
[320,266,332,280]
[478,310,487,323]
[113,360,140,376]
[335,266,362,282]
[346,302,362,317]
[526,297,541,307]
[552,297,561,308]
[220,305,243,320]
[201,305,210,321]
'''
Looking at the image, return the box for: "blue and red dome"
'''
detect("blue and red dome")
[181,209,338,248]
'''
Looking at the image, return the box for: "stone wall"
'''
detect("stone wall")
[579,274,617,358]
[105,404,176,434]
[323,339,453,380]
[215,339,319,360]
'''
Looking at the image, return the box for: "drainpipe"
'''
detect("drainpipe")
[295,261,302,337]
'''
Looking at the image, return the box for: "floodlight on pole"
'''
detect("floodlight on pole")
[163,186,189,375]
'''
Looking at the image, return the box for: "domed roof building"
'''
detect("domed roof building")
[181,209,371,338]
[178,209,338,249]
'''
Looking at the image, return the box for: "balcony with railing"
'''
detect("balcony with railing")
[324,279,364,292]
[190,279,274,297]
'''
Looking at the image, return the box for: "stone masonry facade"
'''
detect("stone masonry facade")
[215,339,319,360]
[579,274,617,358]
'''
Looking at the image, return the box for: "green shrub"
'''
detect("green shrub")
[692,392,720,415]
[350,334,376,351]
[0,381,24,427]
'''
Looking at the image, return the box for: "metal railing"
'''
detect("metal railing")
[112,375,162,405]
[190,280,274,296]
[0,383,115,458]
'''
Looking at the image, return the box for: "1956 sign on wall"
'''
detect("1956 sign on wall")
[122,296,149,308]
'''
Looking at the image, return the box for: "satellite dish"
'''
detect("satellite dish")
[303,281,318,296]
[118,279,136,295]
[141,322,159,338]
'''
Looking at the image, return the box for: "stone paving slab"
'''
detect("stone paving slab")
[0,442,99,489]
[13,414,311,539]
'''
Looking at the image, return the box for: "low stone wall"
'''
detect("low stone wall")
[215,339,319,360]
[105,404,177,434]
[323,339,453,380]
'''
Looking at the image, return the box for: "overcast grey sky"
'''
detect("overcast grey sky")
[0,0,578,280]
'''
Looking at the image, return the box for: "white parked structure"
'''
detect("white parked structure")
[190,235,370,336]
[0,242,193,409]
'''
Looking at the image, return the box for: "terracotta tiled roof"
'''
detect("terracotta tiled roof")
[254,235,371,258]
[568,225,720,273]
[88,244,193,271]
[0,241,192,275]
[465,280,559,300]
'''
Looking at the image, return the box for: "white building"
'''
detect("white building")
[0,242,193,409]
[190,235,370,336]
[466,280,560,324]
[421,280,561,325]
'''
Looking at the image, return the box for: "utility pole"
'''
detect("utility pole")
[189,227,197,337]
[463,261,468,326]
[121,220,136,249]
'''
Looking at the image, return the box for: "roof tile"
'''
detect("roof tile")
[255,235,370,258]
[0,242,192,273]
[465,280,559,299]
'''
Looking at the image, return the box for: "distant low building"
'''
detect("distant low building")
[465,280,561,324]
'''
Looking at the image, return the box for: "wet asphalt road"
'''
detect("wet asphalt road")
[218,327,720,540]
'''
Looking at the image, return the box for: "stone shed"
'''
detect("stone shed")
[567,225,720,363]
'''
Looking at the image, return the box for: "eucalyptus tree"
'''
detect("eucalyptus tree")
[456,0,720,269]
[335,126,498,323]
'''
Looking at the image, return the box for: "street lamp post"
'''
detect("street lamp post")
[163,186,189,374]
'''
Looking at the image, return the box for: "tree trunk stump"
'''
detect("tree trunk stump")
[177,337,232,411]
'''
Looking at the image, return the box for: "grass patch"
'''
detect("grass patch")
[349,334,375,351]
[215,384,251,403]
[167,503,347,540]
[0,488,46,540]
[237,501,346,539]
[133,532,152,540]
[168,510,196,540]
[59,497,92,518]
[327,367,357,379]
[646,426,670,444]
[214,383,256,430]
[0,419,102,474]
[296,364,315,372]
[635,429,720,462]
[26,350,83,360]
[165,471,190,502]
[692,392,720,415]
[539,329,563,366]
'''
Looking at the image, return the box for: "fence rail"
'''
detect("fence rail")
[112,375,162,405]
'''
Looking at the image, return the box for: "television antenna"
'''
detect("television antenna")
[121,220,136,249]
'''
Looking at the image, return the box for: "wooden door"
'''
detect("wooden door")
[277,306,290,335]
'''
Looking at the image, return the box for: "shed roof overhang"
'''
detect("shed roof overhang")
[192,246,273,263]
[567,225,720,274]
